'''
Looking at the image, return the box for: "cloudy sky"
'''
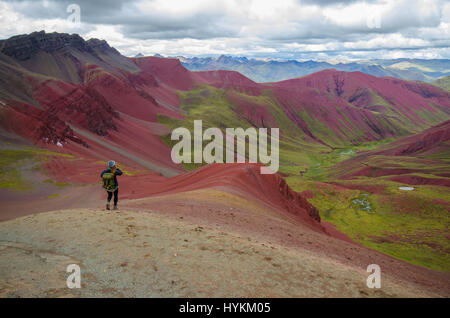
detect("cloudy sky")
[0,0,449,60]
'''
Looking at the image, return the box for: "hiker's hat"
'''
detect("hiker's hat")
[108,160,116,168]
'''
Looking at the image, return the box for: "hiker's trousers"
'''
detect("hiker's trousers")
[107,188,119,205]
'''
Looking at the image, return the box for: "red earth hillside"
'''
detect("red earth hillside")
[122,163,324,232]
[0,31,449,181]
[377,119,450,157]
[269,69,450,146]
[195,70,261,95]
[332,120,450,186]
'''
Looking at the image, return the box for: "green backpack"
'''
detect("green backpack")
[102,172,116,191]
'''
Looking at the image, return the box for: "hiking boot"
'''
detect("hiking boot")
[113,205,118,210]
[106,203,110,210]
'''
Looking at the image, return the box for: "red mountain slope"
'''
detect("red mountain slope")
[269,69,450,146]
[376,119,450,157]
[0,31,449,176]
[126,163,322,229]
[331,120,450,186]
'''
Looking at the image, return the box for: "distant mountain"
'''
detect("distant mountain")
[368,59,450,81]
[134,52,144,58]
[181,55,450,83]
[433,76,450,91]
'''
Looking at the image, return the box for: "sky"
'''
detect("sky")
[0,0,449,60]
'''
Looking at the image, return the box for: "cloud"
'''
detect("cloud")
[0,0,449,59]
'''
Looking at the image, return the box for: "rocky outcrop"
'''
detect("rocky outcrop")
[33,80,119,136]
[1,101,88,147]
[277,177,321,222]
[86,38,120,55]
[0,31,118,61]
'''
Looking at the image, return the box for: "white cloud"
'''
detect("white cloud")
[0,2,91,38]
[0,0,449,59]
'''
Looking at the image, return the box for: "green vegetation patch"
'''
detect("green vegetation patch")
[433,76,450,91]
[0,147,72,191]
[287,175,450,271]
[43,179,71,188]
[302,139,395,181]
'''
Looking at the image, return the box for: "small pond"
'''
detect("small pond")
[398,186,414,191]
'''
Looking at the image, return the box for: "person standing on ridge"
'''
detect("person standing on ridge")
[101,160,123,210]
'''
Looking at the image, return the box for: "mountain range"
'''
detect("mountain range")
[179,55,450,83]
[1,31,448,169]
[0,31,449,296]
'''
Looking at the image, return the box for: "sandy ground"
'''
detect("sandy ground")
[0,187,448,298]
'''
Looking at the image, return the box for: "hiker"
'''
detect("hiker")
[101,160,123,210]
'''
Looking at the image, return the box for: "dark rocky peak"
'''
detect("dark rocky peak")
[0,31,118,61]
[86,38,119,55]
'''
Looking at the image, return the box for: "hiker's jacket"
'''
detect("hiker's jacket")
[100,168,123,187]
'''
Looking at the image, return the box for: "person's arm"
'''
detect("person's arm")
[100,170,105,178]
[115,168,123,176]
